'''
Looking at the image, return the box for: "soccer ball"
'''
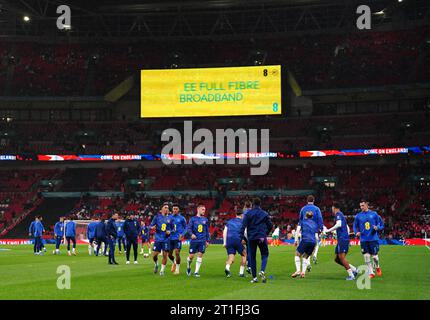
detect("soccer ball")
[143,253,149,258]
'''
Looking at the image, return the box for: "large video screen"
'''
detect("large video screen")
[140,65,282,118]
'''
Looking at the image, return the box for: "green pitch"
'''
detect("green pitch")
[0,244,429,300]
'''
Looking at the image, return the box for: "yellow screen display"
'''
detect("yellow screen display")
[140,65,282,118]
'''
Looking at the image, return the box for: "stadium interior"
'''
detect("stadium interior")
[0,0,429,246]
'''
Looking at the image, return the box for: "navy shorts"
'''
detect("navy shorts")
[141,236,149,243]
[335,239,350,254]
[360,241,379,255]
[297,241,316,257]
[189,241,206,254]
[226,240,245,255]
[153,241,170,253]
[169,239,182,251]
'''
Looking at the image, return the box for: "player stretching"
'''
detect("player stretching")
[53,217,65,255]
[324,202,358,280]
[140,221,151,255]
[186,204,210,277]
[150,203,173,276]
[223,210,247,278]
[292,211,318,278]
[298,195,323,269]
[353,200,384,278]
[168,204,187,274]
[87,218,98,255]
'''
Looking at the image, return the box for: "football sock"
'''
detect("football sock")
[313,244,319,258]
[372,255,380,268]
[195,257,202,273]
[301,258,308,273]
[349,264,357,272]
[364,253,374,274]
[239,265,245,275]
[295,256,301,272]
[261,255,268,272]
[160,264,166,273]
[225,264,231,271]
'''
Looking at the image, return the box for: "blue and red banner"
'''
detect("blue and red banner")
[0,146,429,162]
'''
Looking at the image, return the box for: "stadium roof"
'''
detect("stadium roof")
[0,0,394,16]
[0,0,373,12]
[0,0,427,40]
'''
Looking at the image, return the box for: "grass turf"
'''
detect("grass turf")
[0,244,429,300]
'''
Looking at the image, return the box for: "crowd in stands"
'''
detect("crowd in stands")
[0,169,59,235]
[281,29,429,89]
[0,26,429,96]
[5,162,427,241]
[46,193,216,238]
[0,193,28,232]
[390,188,430,239]
[50,187,430,241]
[9,43,88,96]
